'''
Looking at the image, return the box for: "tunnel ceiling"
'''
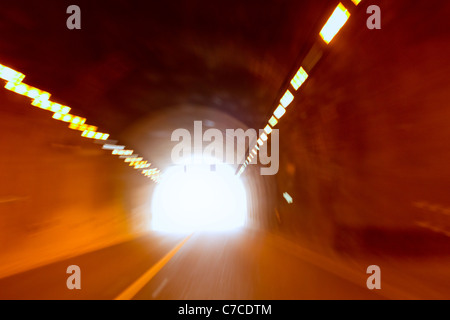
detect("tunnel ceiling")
[0,0,336,139]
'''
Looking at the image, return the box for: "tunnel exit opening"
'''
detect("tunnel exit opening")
[150,158,247,233]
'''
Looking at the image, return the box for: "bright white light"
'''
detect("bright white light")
[280,90,294,108]
[283,192,293,204]
[151,158,247,233]
[273,105,286,119]
[319,3,350,44]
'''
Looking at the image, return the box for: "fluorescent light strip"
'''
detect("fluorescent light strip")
[0,62,161,182]
[102,144,125,150]
[261,133,268,142]
[241,4,353,177]
[264,125,272,135]
[319,3,350,44]
[273,105,286,119]
[280,90,294,108]
[290,67,309,90]
[257,138,263,146]
[268,116,278,127]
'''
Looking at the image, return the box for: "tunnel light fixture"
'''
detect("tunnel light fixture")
[280,90,294,108]
[252,148,257,155]
[70,123,97,132]
[120,154,138,159]
[102,144,125,150]
[241,4,353,179]
[125,157,143,163]
[62,114,73,122]
[68,123,78,130]
[70,116,86,126]
[112,149,134,156]
[135,163,151,169]
[5,82,52,105]
[143,168,158,175]
[25,87,43,99]
[0,64,25,84]
[81,130,96,138]
[290,67,309,90]
[0,61,163,183]
[273,105,286,119]
[31,99,51,110]
[81,130,109,140]
[151,163,246,232]
[5,81,28,94]
[268,116,278,127]
[257,138,263,146]
[53,113,74,122]
[283,192,293,204]
[319,3,350,44]
[52,112,63,120]
[31,93,52,108]
[130,160,147,167]
[260,133,268,142]
[49,102,71,114]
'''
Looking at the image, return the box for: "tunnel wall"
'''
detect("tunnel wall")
[0,89,150,278]
[272,1,450,256]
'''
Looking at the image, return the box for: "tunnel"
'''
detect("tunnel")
[0,0,449,300]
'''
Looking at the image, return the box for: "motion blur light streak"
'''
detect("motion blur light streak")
[283,192,293,204]
[151,158,247,233]
[268,116,278,127]
[319,3,350,44]
[0,63,24,83]
[273,105,286,119]
[257,138,264,146]
[0,61,161,181]
[260,132,268,142]
[239,2,350,177]
[1,0,449,301]
[102,144,125,150]
[280,90,294,108]
[112,149,133,156]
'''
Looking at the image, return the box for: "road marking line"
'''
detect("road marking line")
[114,234,192,300]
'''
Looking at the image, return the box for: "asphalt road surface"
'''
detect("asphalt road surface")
[0,229,383,300]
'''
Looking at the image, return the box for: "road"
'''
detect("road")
[0,229,383,300]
